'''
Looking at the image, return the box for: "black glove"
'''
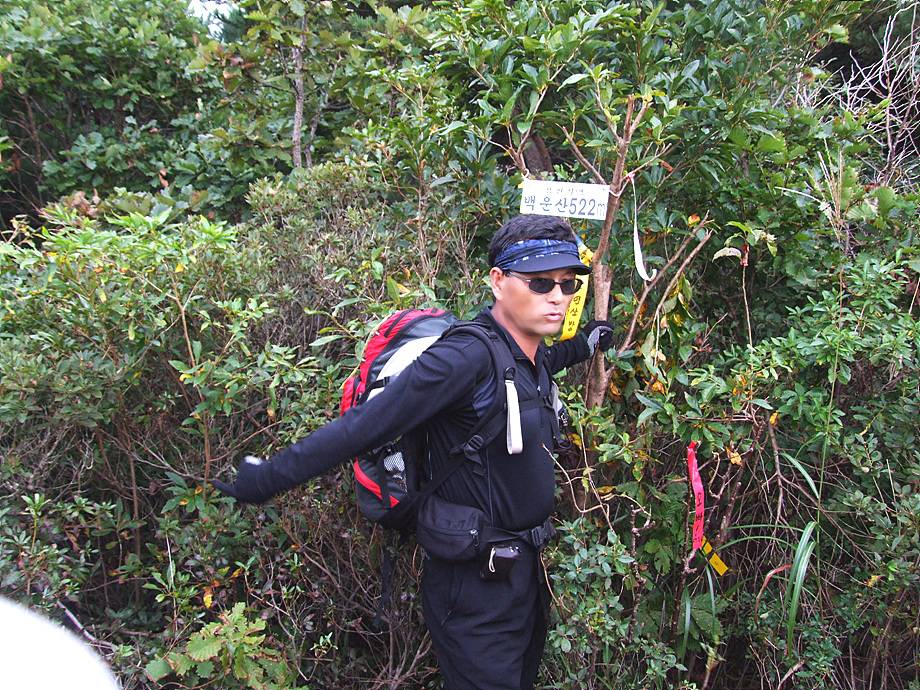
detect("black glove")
[212,455,277,504]
[583,320,615,355]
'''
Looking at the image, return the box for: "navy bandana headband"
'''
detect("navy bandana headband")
[494,238,581,272]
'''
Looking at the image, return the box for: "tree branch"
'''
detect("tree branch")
[616,229,696,354]
[648,222,714,330]
[562,126,606,184]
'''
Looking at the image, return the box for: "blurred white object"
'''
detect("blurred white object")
[0,597,120,689]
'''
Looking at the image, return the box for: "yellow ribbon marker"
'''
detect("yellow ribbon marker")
[561,238,594,341]
[701,536,729,576]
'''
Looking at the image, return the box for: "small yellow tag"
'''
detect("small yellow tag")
[707,552,729,576]
[700,536,729,575]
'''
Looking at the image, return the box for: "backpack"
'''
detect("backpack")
[339,307,519,532]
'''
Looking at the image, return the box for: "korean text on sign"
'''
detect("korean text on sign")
[520,179,610,221]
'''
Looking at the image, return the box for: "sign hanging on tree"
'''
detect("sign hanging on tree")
[520,179,610,221]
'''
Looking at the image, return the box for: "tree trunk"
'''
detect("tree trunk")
[584,95,646,408]
[291,20,308,168]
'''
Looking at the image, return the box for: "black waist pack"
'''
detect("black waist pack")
[416,494,487,562]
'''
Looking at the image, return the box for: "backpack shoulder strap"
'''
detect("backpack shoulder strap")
[442,321,516,445]
[414,320,516,501]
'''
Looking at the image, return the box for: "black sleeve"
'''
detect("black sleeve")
[259,334,492,493]
[545,332,591,375]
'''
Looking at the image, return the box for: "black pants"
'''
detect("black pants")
[421,547,549,690]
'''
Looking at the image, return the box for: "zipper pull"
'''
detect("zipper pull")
[470,529,480,549]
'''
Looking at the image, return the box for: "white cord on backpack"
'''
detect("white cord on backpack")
[505,379,523,455]
[488,547,496,573]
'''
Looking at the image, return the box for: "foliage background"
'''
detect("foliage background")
[1,0,918,688]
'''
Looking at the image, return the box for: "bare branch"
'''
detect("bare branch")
[623,143,674,181]
[562,126,607,184]
[626,97,651,140]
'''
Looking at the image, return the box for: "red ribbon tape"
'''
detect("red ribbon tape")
[687,441,704,550]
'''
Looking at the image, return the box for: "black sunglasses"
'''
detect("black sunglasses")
[505,271,584,295]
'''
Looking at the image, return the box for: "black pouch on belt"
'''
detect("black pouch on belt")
[416,494,487,562]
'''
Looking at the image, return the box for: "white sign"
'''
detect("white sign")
[520,179,610,221]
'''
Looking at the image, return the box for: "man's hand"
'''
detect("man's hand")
[583,320,615,356]
[212,455,276,504]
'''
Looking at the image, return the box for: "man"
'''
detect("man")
[215,214,616,690]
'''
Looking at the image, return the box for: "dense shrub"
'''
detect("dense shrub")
[1,1,918,689]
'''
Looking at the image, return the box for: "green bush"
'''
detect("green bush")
[1,2,918,689]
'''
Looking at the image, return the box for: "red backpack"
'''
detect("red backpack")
[340,308,517,531]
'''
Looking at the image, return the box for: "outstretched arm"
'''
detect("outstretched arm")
[214,335,491,503]
[544,320,615,374]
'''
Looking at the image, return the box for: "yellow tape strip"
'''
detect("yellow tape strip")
[700,536,729,576]
[560,240,594,341]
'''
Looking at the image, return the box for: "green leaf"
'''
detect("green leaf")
[640,1,663,31]
[145,658,171,682]
[522,64,539,84]
[187,634,222,662]
[521,36,540,51]
[823,23,848,42]
[725,220,752,234]
[168,651,193,676]
[637,406,658,426]
[499,86,523,122]
[786,521,817,655]
[727,127,751,149]
[386,277,401,302]
[438,121,467,137]
[634,391,663,411]
[874,186,897,217]
[560,73,588,87]
[681,59,700,79]
[196,660,215,677]
[756,133,786,154]
[310,334,343,348]
[783,453,819,500]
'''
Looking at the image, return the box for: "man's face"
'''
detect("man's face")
[490,267,578,339]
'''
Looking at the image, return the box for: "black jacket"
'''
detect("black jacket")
[263,307,591,530]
